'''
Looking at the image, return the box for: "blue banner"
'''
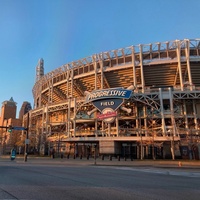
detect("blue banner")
[85,88,132,103]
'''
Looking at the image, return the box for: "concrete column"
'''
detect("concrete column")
[176,40,184,91]
[116,113,119,137]
[73,97,76,137]
[139,45,145,92]
[192,100,198,130]
[169,87,175,160]
[132,46,137,87]
[93,54,98,90]
[169,87,176,136]
[185,39,193,91]
[159,88,166,135]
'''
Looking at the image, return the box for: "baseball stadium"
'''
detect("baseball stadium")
[25,38,200,160]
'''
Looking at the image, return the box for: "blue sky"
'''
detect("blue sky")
[0,0,199,117]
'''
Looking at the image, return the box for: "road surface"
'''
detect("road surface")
[0,159,200,200]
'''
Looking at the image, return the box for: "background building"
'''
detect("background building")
[0,98,31,154]
[24,39,200,159]
[0,97,17,122]
[19,101,32,120]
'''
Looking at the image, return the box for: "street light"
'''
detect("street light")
[152,120,156,160]
[140,129,143,160]
[137,110,143,160]
[24,112,29,162]
[94,144,97,165]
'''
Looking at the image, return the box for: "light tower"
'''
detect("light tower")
[35,58,44,82]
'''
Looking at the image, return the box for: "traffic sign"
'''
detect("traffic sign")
[13,126,27,131]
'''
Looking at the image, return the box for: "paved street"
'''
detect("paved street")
[0,156,200,200]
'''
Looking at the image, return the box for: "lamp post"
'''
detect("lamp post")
[94,144,97,165]
[152,120,156,160]
[189,128,193,160]
[24,112,29,162]
[140,129,143,160]
[67,96,72,138]
[138,111,143,160]
[3,119,8,155]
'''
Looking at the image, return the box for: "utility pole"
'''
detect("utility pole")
[24,112,29,162]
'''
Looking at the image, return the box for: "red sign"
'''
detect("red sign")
[97,111,117,119]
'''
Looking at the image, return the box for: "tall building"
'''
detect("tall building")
[0,98,17,153]
[19,101,32,120]
[0,97,17,125]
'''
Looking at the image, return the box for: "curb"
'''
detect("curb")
[1,156,200,169]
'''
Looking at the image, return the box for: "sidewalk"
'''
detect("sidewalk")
[1,155,200,169]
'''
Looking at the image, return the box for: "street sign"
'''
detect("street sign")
[13,126,27,131]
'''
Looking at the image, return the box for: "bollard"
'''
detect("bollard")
[73,154,76,159]
[67,154,69,159]
[178,161,182,167]
[118,155,120,161]
[102,155,104,160]
[24,152,28,161]
[61,154,63,159]
[124,156,126,161]
[131,156,133,161]
[80,155,82,159]
[109,155,112,161]
[87,155,89,160]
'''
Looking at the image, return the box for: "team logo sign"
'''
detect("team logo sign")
[85,87,133,123]
[85,88,132,102]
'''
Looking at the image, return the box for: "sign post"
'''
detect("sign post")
[24,112,29,162]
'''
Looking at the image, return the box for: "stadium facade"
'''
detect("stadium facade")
[24,39,200,159]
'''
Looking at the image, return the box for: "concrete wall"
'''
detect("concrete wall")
[99,141,120,155]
